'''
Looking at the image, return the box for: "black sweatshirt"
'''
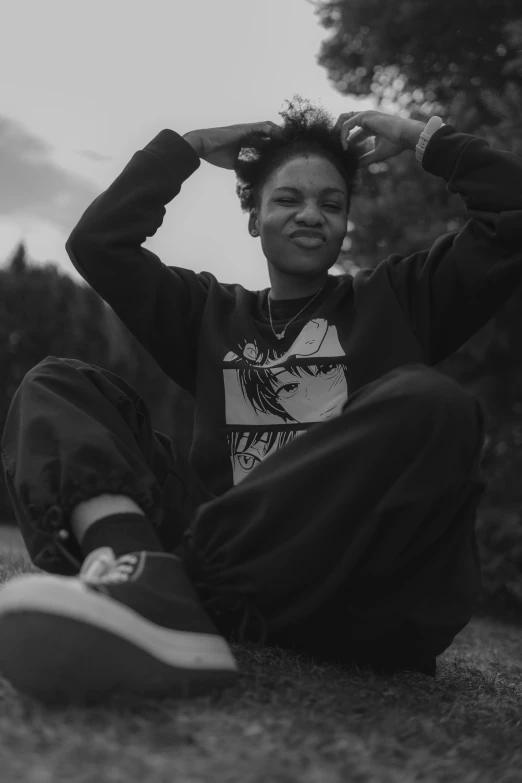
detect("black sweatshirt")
[66,125,522,496]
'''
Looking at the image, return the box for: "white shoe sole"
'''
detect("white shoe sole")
[0,574,238,704]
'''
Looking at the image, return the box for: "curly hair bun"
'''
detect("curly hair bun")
[234,94,361,213]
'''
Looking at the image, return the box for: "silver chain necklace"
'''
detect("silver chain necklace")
[267,283,326,341]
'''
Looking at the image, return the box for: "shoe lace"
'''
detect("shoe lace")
[80,549,139,586]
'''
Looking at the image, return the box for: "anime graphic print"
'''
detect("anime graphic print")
[223,318,348,485]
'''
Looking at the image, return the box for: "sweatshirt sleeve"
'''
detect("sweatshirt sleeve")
[385,124,522,366]
[65,129,209,394]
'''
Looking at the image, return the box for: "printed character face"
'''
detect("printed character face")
[231,432,272,484]
[251,154,348,282]
[272,364,347,422]
[231,430,304,484]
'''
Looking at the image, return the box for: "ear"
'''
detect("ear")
[248,211,259,237]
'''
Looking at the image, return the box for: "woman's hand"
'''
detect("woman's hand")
[183,122,283,170]
[334,110,426,167]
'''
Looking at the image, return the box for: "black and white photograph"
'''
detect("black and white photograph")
[0,0,521,780]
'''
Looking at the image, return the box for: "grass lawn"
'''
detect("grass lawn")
[0,525,521,783]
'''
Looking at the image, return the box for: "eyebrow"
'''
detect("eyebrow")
[273,186,346,197]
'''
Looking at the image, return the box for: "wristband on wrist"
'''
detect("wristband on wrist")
[415,116,446,163]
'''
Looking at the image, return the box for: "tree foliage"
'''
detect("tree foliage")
[314,0,522,126]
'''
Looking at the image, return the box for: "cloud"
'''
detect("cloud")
[0,115,99,232]
[77,149,113,162]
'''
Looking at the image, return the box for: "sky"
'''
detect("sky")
[0,0,375,291]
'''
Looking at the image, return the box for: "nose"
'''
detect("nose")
[295,202,324,225]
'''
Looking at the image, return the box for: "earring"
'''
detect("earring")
[251,229,258,237]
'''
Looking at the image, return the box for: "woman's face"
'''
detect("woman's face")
[253,154,348,279]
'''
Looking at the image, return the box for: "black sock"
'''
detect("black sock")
[79,512,164,559]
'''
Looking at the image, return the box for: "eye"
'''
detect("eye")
[277,199,341,209]
[237,453,260,471]
[317,364,338,378]
[276,382,299,399]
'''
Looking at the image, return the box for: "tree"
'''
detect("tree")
[313,0,522,128]
[0,243,110,410]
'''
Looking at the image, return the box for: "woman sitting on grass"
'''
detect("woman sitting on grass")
[1,95,519,706]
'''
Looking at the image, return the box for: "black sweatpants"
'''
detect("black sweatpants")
[1,357,488,678]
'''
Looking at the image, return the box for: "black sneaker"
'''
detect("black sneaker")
[0,547,238,705]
